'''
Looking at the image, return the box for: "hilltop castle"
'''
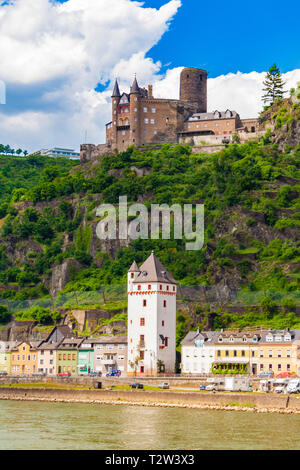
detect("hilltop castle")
[80,67,259,161]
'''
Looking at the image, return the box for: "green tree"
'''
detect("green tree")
[262,64,286,107]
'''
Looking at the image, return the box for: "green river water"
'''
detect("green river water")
[0,400,299,450]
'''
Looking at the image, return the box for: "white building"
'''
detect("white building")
[30,147,80,159]
[127,252,177,376]
[181,331,219,374]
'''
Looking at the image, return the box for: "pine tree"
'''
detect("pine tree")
[262,64,286,107]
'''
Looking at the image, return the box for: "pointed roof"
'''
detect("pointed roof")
[112,79,120,97]
[130,76,140,94]
[133,252,177,284]
[128,260,140,272]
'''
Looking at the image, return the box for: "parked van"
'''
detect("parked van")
[225,377,250,392]
[206,377,225,391]
[259,379,274,393]
[285,378,300,394]
[273,378,288,393]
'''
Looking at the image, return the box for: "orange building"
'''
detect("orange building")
[10,341,41,375]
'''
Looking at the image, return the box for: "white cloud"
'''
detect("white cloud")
[0,0,181,151]
[0,0,299,153]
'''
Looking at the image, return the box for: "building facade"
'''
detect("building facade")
[10,342,41,375]
[92,337,127,375]
[257,329,300,376]
[181,331,218,374]
[127,252,177,376]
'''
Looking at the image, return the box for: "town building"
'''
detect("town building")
[92,336,127,375]
[37,341,61,376]
[181,330,219,374]
[256,329,300,376]
[127,252,177,376]
[211,330,264,375]
[77,340,94,375]
[0,341,17,373]
[56,338,84,375]
[29,147,80,159]
[10,341,42,375]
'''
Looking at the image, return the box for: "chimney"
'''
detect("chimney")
[148,85,153,98]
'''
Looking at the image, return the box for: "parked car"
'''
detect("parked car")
[89,371,101,376]
[273,378,289,393]
[199,385,206,390]
[130,382,144,389]
[32,372,45,376]
[158,382,169,389]
[58,372,71,377]
[106,370,121,377]
[0,371,8,376]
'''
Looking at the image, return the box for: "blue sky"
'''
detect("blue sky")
[0,0,299,152]
[143,0,300,76]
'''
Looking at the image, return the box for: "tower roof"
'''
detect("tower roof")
[128,260,140,272]
[133,252,177,284]
[112,79,120,97]
[130,76,140,94]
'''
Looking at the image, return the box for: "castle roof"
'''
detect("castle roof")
[132,252,177,284]
[186,110,238,122]
[130,76,140,94]
[112,79,120,97]
[128,261,140,272]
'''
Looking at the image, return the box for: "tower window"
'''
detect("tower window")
[143,299,147,307]
[140,318,145,326]
[131,273,134,278]
[138,285,141,290]
[148,285,151,290]
[162,320,165,327]
[163,300,167,308]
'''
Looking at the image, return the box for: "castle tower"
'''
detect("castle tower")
[129,76,141,147]
[180,67,207,113]
[127,252,177,376]
[111,79,120,149]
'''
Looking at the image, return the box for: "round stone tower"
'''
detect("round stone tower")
[180,67,207,113]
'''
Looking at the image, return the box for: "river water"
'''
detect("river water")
[0,400,299,450]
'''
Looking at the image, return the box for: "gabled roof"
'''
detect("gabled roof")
[119,92,130,104]
[132,252,177,284]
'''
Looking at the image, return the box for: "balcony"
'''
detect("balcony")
[102,359,116,366]
[117,125,130,131]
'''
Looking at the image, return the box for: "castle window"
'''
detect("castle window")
[143,299,147,307]
[140,318,145,326]
[122,131,125,135]
[152,108,156,113]
[134,108,137,112]
[150,119,155,124]
[200,75,202,81]
[144,130,147,134]
[166,117,169,123]
[154,130,157,135]
[226,122,230,126]
[134,97,137,101]
[114,110,116,114]
[143,107,147,113]
[163,300,167,308]
[144,118,148,124]
[166,285,169,291]
[251,126,255,132]
[134,117,137,121]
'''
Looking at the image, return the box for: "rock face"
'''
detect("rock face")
[50,259,82,297]
[274,119,300,151]
[80,143,112,163]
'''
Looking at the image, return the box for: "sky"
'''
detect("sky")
[0,0,299,152]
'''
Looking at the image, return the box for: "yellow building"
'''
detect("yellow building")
[257,329,300,376]
[211,330,265,375]
[0,341,17,373]
[10,341,42,375]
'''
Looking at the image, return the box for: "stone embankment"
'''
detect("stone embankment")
[0,387,300,414]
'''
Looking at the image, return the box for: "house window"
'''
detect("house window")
[63,354,66,360]
[259,350,264,357]
[143,299,147,307]
[241,351,245,357]
[277,350,282,358]
[140,318,145,326]
[173,286,175,291]
[217,350,221,357]
[27,355,31,361]
[278,364,282,371]
[59,354,62,360]
[287,350,291,358]
[268,350,273,357]
[269,364,273,370]
[140,351,144,360]
[225,350,229,356]
[234,350,237,357]
[287,364,291,371]
[140,366,144,373]
[260,364,264,370]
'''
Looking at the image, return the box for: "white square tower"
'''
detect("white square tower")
[127,251,177,376]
